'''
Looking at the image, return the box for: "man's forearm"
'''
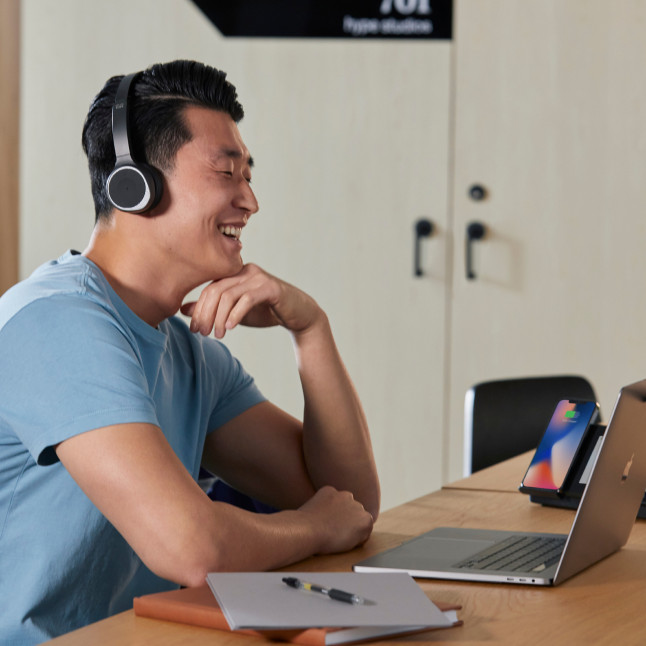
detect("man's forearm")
[57,422,373,589]
[171,505,323,586]
[292,314,381,519]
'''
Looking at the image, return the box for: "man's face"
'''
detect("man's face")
[158,105,259,287]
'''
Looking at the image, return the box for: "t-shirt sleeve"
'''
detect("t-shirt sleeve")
[0,296,159,465]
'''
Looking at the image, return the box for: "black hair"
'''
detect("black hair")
[81,60,245,222]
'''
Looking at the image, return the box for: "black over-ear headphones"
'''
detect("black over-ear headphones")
[106,72,163,214]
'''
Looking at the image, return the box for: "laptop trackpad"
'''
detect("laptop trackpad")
[365,534,496,569]
[415,536,495,564]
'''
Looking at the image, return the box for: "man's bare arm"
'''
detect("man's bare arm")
[55,423,373,588]
[183,263,381,518]
[293,313,380,518]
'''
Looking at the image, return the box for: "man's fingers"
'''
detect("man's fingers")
[189,276,252,336]
[214,288,262,337]
[223,292,261,331]
[180,264,297,337]
[179,301,197,316]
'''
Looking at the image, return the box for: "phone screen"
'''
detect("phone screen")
[521,399,598,493]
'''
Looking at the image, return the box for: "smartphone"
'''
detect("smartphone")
[519,399,600,497]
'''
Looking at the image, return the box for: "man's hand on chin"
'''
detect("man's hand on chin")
[180,263,323,339]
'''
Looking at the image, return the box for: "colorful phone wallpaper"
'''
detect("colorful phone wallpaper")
[522,400,597,491]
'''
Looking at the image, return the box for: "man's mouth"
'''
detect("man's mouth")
[218,225,242,241]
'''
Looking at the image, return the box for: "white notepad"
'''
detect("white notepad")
[206,571,454,630]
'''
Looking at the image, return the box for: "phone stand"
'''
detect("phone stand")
[527,423,646,518]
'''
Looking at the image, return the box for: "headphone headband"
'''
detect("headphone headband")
[111,73,138,163]
[106,71,162,214]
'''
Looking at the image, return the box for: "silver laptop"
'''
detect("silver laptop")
[354,379,646,586]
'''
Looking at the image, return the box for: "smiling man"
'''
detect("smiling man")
[0,60,379,644]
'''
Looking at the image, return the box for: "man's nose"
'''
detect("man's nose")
[236,181,259,215]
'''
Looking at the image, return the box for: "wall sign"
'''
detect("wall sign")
[191,0,452,40]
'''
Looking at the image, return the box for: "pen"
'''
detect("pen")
[282,577,370,605]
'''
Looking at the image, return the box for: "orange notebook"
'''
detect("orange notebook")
[133,585,461,645]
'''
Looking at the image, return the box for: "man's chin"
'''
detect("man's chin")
[216,257,245,280]
[229,257,245,275]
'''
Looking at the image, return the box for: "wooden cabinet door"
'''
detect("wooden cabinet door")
[448,0,646,479]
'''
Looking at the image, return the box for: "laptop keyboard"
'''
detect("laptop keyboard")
[453,535,566,573]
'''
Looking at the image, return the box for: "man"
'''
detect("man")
[0,60,379,644]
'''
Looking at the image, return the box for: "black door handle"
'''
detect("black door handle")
[414,218,434,277]
[468,184,487,201]
[466,221,486,280]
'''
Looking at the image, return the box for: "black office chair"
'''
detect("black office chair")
[463,374,600,476]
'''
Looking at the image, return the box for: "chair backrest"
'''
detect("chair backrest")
[463,374,599,476]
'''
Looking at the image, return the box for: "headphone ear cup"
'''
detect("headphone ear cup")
[106,163,162,214]
[145,164,164,211]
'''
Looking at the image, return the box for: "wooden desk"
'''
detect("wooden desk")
[47,459,646,645]
[442,452,532,494]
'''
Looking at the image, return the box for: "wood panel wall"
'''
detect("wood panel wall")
[0,0,20,294]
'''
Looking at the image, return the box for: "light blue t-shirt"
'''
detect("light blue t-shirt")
[0,251,265,644]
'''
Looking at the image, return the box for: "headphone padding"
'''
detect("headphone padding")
[107,163,162,213]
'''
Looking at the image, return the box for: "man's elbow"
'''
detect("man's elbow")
[140,529,232,588]
[178,565,211,589]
